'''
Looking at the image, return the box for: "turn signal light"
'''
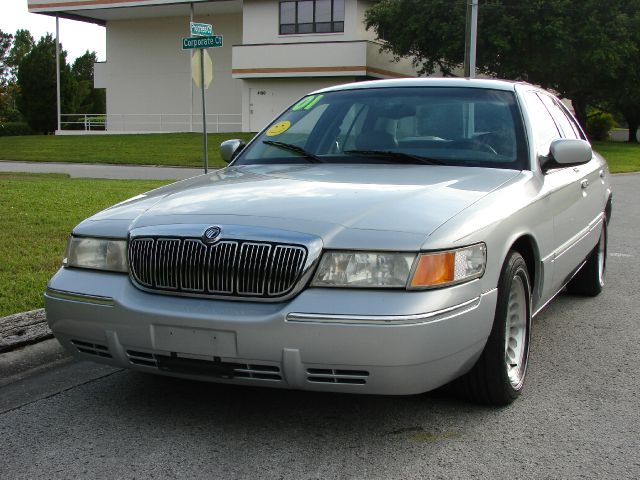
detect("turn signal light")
[409,243,486,289]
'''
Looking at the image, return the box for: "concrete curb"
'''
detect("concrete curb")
[0,310,70,387]
[0,338,71,389]
[0,309,52,353]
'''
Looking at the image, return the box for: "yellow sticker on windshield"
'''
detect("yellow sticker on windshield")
[266,120,291,137]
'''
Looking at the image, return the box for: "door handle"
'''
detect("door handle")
[580,179,589,189]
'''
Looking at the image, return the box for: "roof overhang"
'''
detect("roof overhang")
[28,0,242,24]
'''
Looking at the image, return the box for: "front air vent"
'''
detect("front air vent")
[233,364,282,381]
[307,368,369,385]
[71,339,112,358]
[154,354,282,381]
[126,350,157,367]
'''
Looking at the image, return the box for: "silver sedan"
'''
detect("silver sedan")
[45,78,611,405]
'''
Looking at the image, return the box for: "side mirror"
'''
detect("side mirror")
[541,139,592,171]
[220,139,246,163]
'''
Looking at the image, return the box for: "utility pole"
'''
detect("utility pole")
[464,0,479,78]
[55,15,61,132]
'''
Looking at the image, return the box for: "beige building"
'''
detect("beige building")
[28,0,418,133]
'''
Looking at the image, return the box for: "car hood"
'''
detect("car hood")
[75,164,520,250]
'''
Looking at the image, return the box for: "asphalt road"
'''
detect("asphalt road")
[1,174,638,480]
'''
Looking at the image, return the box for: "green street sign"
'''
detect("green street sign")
[190,22,213,36]
[181,35,223,50]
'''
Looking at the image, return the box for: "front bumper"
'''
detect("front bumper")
[45,268,497,395]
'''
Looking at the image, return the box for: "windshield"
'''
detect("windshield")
[234,87,528,169]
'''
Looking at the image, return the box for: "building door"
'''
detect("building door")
[249,89,275,132]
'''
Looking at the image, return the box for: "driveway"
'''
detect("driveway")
[0,174,638,479]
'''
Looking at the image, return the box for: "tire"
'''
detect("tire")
[455,251,532,406]
[565,217,607,297]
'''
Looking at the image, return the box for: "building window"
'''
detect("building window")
[279,0,345,35]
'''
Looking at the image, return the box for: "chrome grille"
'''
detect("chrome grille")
[269,245,307,296]
[128,238,154,287]
[129,237,307,299]
[155,239,180,289]
[207,241,237,294]
[237,242,272,296]
[181,239,207,292]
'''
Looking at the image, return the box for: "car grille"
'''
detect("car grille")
[125,350,283,381]
[128,237,308,299]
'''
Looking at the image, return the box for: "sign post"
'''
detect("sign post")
[200,49,208,173]
[182,25,223,174]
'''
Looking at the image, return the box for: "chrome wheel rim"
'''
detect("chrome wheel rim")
[597,227,606,286]
[505,274,528,389]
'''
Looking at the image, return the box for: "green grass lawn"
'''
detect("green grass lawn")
[0,173,171,317]
[0,134,637,173]
[593,141,640,173]
[0,132,255,168]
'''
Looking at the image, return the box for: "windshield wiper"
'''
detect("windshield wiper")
[343,149,444,165]
[262,140,323,163]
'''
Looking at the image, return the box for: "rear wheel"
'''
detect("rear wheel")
[565,217,607,297]
[455,251,532,405]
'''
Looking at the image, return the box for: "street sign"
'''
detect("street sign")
[182,24,222,175]
[190,22,213,37]
[181,35,223,50]
[192,50,213,89]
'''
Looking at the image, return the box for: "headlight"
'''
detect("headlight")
[310,244,486,289]
[63,236,128,272]
[409,243,486,289]
[311,251,415,288]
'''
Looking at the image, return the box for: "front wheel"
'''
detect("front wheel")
[455,251,532,405]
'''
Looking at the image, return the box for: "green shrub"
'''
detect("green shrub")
[587,113,615,141]
[0,122,35,137]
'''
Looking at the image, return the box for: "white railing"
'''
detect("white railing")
[59,113,242,134]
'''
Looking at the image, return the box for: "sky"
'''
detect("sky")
[0,0,106,62]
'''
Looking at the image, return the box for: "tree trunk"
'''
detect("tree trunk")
[628,122,639,143]
[571,97,588,132]
[625,116,639,143]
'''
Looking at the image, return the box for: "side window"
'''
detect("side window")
[555,99,586,140]
[523,91,561,155]
[539,94,579,139]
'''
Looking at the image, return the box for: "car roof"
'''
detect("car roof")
[312,77,531,94]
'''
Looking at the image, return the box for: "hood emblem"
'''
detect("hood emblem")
[203,226,222,244]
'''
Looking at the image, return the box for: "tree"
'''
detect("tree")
[17,34,76,133]
[607,8,640,143]
[0,30,12,120]
[1,29,34,123]
[616,93,640,143]
[365,0,639,132]
[0,29,12,81]
[6,29,34,81]
[72,50,106,114]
